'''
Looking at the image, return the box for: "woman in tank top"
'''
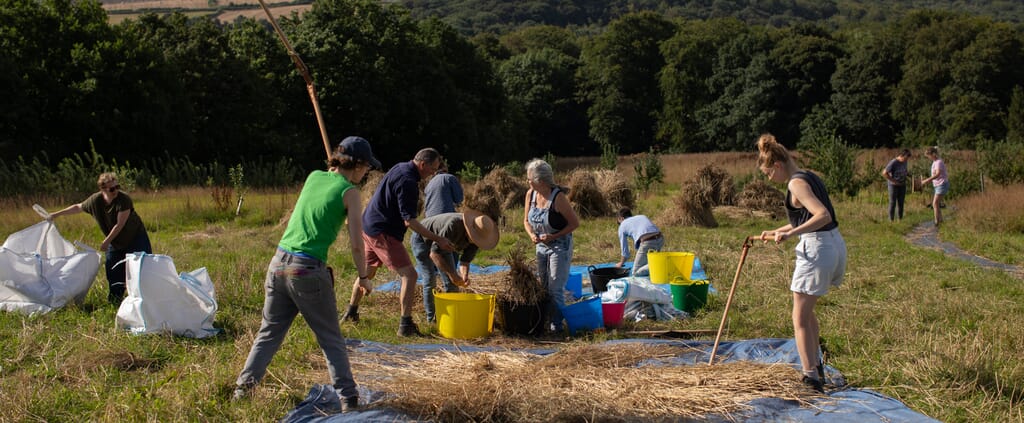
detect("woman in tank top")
[756,133,847,393]
[523,158,579,333]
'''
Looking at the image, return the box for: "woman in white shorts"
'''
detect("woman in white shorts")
[756,133,847,393]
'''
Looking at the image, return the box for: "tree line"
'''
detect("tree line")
[2,0,1023,193]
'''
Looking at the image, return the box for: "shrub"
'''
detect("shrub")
[456,161,482,183]
[798,135,871,198]
[978,140,1024,185]
[632,148,664,195]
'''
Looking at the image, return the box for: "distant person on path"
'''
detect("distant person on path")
[341,148,454,337]
[412,210,499,323]
[613,207,663,276]
[756,133,847,393]
[417,160,464,294]
[523,158,579,333]
[882,149,912,221]
[233,136,380,411]
[47,172,152,305]
[920,146,948,228]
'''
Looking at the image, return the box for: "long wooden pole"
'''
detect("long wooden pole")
[708,236,757,365]
[256,0,332,162]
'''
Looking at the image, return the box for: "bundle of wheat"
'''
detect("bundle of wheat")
[479,167,529,210]
[567,169,609,218]
[462,184,503,227]
[353,342,821,422]
[594,169,635,212]
[657,180,717,228]
[736,179,786,219]
[695,163,736,206]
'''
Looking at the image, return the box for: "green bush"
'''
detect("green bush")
[456,161,482,183]
[978,140,1024,185]
[632,148,664,194]
[798,135,872,198]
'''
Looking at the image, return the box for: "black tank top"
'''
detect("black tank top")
[786,170,838,232]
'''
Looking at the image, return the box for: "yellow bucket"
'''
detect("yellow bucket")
[647,252,695,284]
[436,292,495,339]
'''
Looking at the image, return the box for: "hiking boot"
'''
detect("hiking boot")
[801,375,825,393]
[397,321,424,337]
[340,395,360,412]
[339,306,359,323]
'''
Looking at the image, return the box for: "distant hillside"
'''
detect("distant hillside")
[101,0,314,24]
[396,0,1024,34]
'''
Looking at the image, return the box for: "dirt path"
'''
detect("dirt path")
[906,221,1024,279]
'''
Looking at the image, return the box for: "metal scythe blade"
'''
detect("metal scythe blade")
[256,0,332,162]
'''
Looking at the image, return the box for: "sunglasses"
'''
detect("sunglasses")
[103,185,120,193]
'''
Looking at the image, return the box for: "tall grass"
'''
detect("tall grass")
[1,153,1022,422]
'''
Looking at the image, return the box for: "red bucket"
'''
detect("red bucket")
[602,301,626,328]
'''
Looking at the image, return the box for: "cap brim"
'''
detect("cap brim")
[369,157,382,170]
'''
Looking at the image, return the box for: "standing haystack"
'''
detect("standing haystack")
[463,184,504,228]
[594,169,635,212]
[359,170,385,206]
[736,178,786,219]
[478,167,528,210]
[566,169,609,218]
[656,180,717,228]
[695,163,735,206]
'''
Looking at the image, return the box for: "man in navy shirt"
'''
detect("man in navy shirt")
[341,148,454,336]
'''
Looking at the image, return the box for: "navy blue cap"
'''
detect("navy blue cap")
[339,136,381,170]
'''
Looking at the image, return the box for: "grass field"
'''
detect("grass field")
[1,153,1022,422]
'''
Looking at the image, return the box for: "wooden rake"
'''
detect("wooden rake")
[256,0,332,163]
[708,235,761,365]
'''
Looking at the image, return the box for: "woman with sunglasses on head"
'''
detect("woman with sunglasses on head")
[47,172,152,304]
[756,133,847,393]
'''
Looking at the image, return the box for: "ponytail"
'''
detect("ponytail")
[756,133,791,170]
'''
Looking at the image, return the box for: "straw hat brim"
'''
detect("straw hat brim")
[463,210,499,250]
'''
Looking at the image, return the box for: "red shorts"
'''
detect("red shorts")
[362,231,412,270]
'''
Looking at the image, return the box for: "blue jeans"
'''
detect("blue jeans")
[537,235,573,331]
[632,237,664,276]
[106,230,152,304]
[236,249,358,399]
[887,184,906,221]
[411,233,459,322]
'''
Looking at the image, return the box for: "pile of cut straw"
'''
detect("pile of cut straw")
[353,343,821,422]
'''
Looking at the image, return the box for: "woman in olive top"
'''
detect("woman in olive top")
[48,172,152,304]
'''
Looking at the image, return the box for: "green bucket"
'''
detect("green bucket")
[670,280,709,314]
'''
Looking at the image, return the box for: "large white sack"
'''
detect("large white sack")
[0,221,100,315]
[116,253,220,338]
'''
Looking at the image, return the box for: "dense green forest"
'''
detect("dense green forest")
[398,0,1024,34]
[2,0,1024,195]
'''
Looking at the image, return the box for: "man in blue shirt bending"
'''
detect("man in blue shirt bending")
[614,207,664,276]
[341,148,454,336]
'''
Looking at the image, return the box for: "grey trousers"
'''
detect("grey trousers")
[236,249,358,399]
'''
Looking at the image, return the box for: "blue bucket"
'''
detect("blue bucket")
[566,272,583,299]
[561,295,603,335]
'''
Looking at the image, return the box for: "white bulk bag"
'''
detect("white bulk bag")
[0,221,101,315]
[116,253,220,338]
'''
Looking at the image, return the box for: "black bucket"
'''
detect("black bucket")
[498,299,549,336]
[588,266,630,293]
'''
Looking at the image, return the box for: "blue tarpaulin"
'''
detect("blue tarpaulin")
[280,338,938,422]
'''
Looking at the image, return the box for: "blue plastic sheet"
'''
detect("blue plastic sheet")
[280,338,938,423]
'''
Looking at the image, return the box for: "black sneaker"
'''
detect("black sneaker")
[340,395,359,412]
[340,308,359,323]
[397,322,423,337]
[801,376,825,393]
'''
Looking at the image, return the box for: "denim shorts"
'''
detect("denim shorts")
[791,228,847,297]
[934,181,949,195]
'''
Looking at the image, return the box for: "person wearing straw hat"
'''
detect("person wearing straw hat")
[46,172,152,305]
[613,207,663,276]
[233,136,380,411]
[412,209,499,323]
